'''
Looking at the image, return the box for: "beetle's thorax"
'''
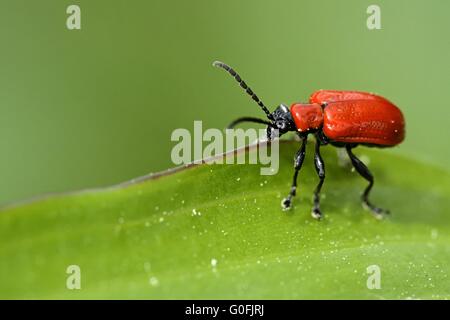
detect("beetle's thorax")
[290,103,324,133]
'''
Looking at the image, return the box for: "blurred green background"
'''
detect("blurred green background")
[0,0,449,205]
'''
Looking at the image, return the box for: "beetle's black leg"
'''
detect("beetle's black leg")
[312,137,326,219]
[281,136,307,210]
[346,145,389,218]
[266,125,274,141]
[315,129,329,145]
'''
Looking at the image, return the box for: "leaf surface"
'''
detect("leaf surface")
[0,141,449,299]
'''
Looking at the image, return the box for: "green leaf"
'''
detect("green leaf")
[1,141,449,299]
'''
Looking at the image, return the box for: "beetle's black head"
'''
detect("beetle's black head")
[268,104,296,137]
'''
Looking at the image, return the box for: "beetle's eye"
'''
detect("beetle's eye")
[277,121,286,130]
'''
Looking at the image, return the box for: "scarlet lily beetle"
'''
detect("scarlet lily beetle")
[213,61,405,219]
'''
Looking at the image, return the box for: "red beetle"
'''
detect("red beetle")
[213,61,405,219]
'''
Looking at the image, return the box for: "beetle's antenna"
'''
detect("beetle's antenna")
[227,116,272,129]
[213,61,274,120]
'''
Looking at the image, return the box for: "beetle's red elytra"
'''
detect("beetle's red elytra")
[213,61,405,220]
[293,90,405,146]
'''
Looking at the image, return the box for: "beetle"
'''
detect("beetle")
[213,61,405,219]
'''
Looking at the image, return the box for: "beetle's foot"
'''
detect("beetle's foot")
[362,201,390,219]
[311,207,322,220]
[281,197,292,211]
